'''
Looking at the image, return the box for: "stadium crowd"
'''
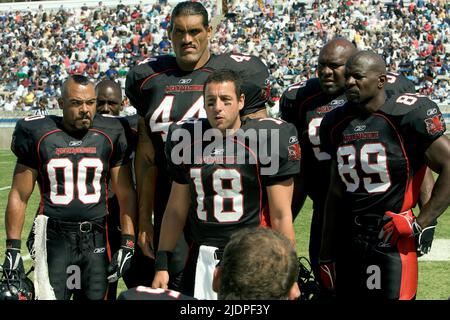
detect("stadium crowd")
[0,0,450,113]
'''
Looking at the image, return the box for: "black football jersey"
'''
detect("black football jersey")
[125,53,269,164]
[118,286,196,300]
[165,118,300,249]
[385,72,416,99]
[11,114,131,221]
[320,93,446,216]
[280,78,346,202]
[279,72,416,203]
[125,53,270,224]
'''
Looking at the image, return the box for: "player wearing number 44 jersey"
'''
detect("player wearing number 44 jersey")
[319,51,450,299]
[125,1,270,290]
[151,69,300,300]
[3,75,137,300]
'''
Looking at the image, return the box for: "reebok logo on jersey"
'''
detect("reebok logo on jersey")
[69,140,82,147]
[93,247,105,254]
[179,79,192,84]
[354,125,366,132]
[329,99,346,107]
[426,108,438,116]
[424,115,445,135]
[289,136,298,144]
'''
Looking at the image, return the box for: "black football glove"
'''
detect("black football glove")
[413,220,437,257]
[2,240,25,279]
[107,235,135,283]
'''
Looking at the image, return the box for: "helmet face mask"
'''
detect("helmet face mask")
[0,269,35,300]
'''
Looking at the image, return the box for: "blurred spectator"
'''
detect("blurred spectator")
[0,0,449,110]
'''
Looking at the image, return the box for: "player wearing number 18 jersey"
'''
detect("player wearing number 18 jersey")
[319,51,450,299]
[125,1,270,290]
[151,69,299,300]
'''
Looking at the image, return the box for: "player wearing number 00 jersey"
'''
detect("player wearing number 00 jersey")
[10,114,132,299]
[11,115,131,220]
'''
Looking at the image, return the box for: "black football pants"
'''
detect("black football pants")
[45,217,109,300]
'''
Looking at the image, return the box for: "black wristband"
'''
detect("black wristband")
[6,239,21,250]
[121,234,135,250]
[155,251,172,271]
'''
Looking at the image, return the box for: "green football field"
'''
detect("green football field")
[0,149,449,300]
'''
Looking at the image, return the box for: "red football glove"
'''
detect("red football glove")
[319,262,336,292]
[378,210,415,246]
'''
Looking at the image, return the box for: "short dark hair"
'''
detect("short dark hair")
[61,75,93,100]
[169,1,209,32]
[219,227,298,300]
[204,69,243,99]
[95,79,122,95]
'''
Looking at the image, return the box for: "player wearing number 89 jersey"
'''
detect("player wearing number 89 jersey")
[319,51,450,300]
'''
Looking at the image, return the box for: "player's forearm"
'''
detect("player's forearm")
[135,135,157,228]
[136,165,157,228]
[158,208,187,252]
[5,192,27,240]
[418,167,434,208]
[270,214,296,247]
[118,191,137,236]
[416,165,450,228]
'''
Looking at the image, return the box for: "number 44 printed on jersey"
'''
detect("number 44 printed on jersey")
[150,96,206,141]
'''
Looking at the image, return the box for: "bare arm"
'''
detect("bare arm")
[291,158,308,220]
[416,135,450,228]
[5,163,37,240]
[418,167,435,209]
[134,116,157,257]
[266,177,300,299]
[110,163,137,237]
[157,182,191,252]
[319,160,345,262]
[266,178,296,246]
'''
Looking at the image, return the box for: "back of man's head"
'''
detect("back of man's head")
[218,227,298,300]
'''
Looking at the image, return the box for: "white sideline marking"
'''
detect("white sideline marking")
[0,186,11,191]
[418,239,450,261]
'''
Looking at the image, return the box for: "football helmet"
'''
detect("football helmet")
[0,267,35,300]
[297,257,320,300]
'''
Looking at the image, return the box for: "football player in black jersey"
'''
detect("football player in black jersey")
[151,69,300,299]
[2,75,137,300]
[126,1,270,290]
[280,38,435,295]
[95,80,148,299]
[319,51,450,299]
